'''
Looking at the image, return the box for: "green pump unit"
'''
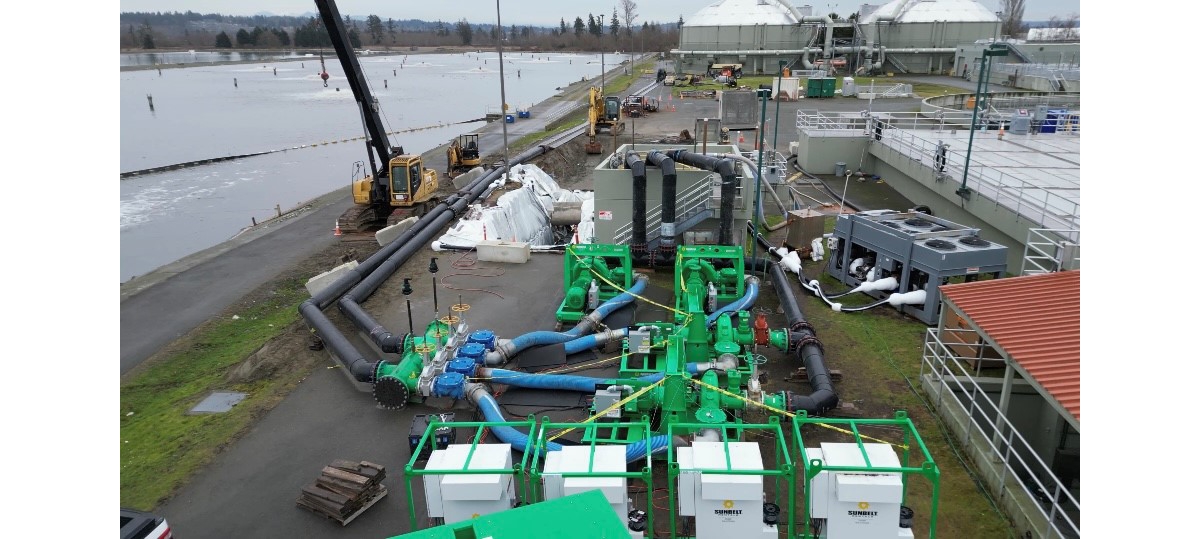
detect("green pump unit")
[555,244,633,330]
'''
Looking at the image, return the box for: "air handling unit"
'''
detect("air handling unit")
[827,211,1007,325]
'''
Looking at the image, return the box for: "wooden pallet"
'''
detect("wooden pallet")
[297,486,387,526]
[296,460,387,526]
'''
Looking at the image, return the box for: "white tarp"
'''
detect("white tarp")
[432,164,593,250]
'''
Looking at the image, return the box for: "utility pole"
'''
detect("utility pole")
[496,0,510,177]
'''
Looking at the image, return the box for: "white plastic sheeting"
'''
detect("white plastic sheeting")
[432,164,593,250]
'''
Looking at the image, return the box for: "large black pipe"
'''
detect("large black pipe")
[665,150,737,245]
[645,150,678,264]
[626,152,649,265]
[300,142,557,381]
[745,254,839,416]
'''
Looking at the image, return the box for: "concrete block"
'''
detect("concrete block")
[476,240,530,263]
[305,260,358,296]
[452,167,487,190]
[857,92,876,100]
[375,217,418,246]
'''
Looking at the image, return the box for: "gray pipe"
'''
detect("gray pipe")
[300,141,561,381]
[626,151,649,264]
[645,150,678,261]
[745,254,839,415]
[664,150,737,245]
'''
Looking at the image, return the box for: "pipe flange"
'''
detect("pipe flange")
[790,321,815,335]
[793,335,825,355]
[373,376,410,410]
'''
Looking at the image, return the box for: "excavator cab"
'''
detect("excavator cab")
[388,155,438,211]
[447,134,482,177]
[603,96,621,122]
[461,134,480,161]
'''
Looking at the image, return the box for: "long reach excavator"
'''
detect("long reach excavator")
[316,0,440,232]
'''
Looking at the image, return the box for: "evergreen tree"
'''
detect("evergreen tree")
[235,28,252,46]
[348,28,362,48]
[610,8,620,37]
[560,18,568,35]
[455,18,474,45]
[366,15,384,44]
[574,17,585,38]
[387,18,396,44]
[215,31,233,48]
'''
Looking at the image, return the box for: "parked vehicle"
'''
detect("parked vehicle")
[121,508,172,539]
[663,74,676,86]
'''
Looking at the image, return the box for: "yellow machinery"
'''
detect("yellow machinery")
[446,133,482,177]
[320,0,440,233]
[347,153,440,229]
[585,86,624,154]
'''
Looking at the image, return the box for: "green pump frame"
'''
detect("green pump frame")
[556,243,634,326]
[791,410,941,538]
[664,417,796,539]
[402,417,538,531]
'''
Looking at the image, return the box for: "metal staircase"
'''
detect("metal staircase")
[612,174,728,248]
[886,54,912,74]
[1052,71,1069,91]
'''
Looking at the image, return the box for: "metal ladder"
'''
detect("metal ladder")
[1052,72,1069,91]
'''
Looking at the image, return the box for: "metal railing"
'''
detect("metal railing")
[991,62,1081,82]
[796,110,1081,230]
[1021,228,1081,274]
[920,330,1080,538]
[613,172,728,245]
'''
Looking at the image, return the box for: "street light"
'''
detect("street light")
[958,43,1008,200]
[496,0,510,177]
[751,88,769,272]
[994,10,1002,42]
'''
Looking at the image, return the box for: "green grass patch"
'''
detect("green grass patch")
[119,277,312,510]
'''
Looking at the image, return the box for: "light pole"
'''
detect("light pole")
[496,0,510,177]
[994,10,1002,42]
[751,88,769,271]
[772,60,786,152]
[958,43,1008,200]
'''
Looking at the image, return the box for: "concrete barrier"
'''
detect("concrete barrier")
[476,240,531,263]
[305,260,359,296]
[375,217,418,246]
[451,167,488,190]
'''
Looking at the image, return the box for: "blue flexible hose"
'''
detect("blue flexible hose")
[706,281,759,327]
[475,390,563,452]
[625,435,673,462]
[487,368,608,392]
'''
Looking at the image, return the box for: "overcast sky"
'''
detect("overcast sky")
[119,1,1082,26]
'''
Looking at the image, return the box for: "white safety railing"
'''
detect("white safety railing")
[796,110,1081,230]
[1021,228,1080,275]
[991,62,1081,82]
[921,330,1081,538]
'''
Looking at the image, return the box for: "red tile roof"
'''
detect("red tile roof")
[940,271,1080,424]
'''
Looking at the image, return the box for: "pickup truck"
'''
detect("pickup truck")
[663,74,676,86]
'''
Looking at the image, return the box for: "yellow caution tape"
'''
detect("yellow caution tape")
[687,377,907,450]
[547,378,665,442]
[569,250,694,326]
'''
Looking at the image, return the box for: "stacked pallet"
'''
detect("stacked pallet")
[296,460,388,525]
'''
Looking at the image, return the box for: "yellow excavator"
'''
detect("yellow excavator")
[318,0,439,232]
[446,133,482,177]
[585,86,624,154]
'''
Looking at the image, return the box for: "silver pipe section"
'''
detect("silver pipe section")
[799,16,835,61]
[481,326,630,367]
[692,353,739,374]
[710,152,788,223]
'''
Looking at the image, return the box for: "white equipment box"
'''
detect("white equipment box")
[807,443,905,539]
[542,445,630,522]
[676,441,777,538]
[423,443,515,524]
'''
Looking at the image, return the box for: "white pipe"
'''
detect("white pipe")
[887,289,927,306]
[854,276,898,293]
[772,247,801,275]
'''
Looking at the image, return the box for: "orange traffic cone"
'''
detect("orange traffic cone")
[334,219,342,236]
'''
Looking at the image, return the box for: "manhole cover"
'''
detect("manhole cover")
[189,391,248,414]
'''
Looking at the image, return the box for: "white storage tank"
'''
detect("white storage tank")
[422,443,516,524]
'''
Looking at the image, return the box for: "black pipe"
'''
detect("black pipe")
[666,150,737,245]
[746,254,839,416]
[299,142,557,381]
[645,150,677,264]
[626,151,649,265]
